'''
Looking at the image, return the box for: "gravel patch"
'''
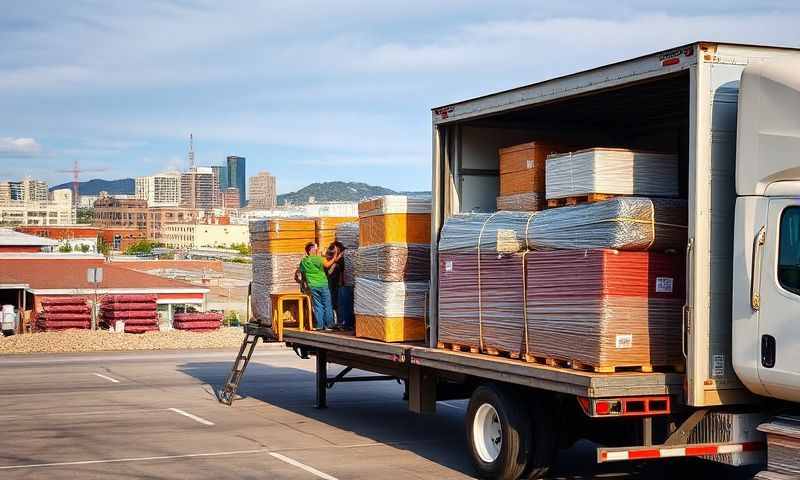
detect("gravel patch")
[0,328,246,354]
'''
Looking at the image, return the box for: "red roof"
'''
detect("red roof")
[0,257,206,293]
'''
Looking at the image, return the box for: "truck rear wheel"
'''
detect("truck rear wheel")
[522,396,558,479]
[466,384,530,480]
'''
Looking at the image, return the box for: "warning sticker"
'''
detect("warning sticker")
[526,159,534,169]
[445,261,453,272]
[615,334,633,349]
[712,354,725,377]
[656,277,674,293]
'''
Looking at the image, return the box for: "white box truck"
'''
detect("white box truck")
[232,42,800,479]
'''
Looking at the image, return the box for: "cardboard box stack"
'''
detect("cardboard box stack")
[316,216,358,251]
[173,312,223,332]
[497,142,562,211]
[758,416,800,476]
[250,218,316,323]
[36,297,91,331]
[101,294,159,333]
[354,196,431,342]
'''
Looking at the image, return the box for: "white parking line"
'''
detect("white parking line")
[92,373,120,383]
[168,408,215,426]
[0,448,269,470]
[269,452,338,480]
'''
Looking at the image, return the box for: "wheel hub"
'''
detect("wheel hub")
[473,403,502,463]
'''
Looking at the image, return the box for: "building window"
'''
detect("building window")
[113,235,122,250]
[779,207,800,295]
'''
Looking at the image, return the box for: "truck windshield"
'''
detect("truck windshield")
[779,206,800,295]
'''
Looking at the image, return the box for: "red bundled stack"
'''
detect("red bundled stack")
[37,297,91,331]
[101,294,159,334]
[173,312,222,332]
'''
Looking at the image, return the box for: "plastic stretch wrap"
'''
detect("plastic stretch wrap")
[37,297,91,331]
[316,216,357,249]
[107,317,157,326]
[250,218,316,254]
[251,252,304,322]
[100,302,156,311]
[335,222,359,249]
[43,305,90,314]
[525,250,684,369]
[761,417,800,475]
[101,310,158,320]
[438,252,526,353]
[41,297,88,306]
[358,195,431,246]
[37,313,90,321]
[354,277,427,319]
[496,192,544,212]
[358,195,431,217]
[355,243,431,282]
[103,294,157,303]
[439,198,687,253]
[546,148,679,199]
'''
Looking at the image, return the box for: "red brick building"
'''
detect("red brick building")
[15,225,145,252]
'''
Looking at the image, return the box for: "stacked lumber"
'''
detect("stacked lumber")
[758,417,800,477]
[173,312,222,332]
[496,142,563,211]
[335,222,359,287]
[36,297,91,331]
[354,196,430,342]
[101,294,159,334]
[315,216,357,250]
[525,250,684,371]
[545,148,679,202]
[250,218,316,322]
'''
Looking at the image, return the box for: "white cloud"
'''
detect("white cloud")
[0,137,42,157]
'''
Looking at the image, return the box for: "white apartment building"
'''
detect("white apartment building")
[247,171,277,209]
[0,188,75,226]
[135,172,181,207]
[161,223,249,250]
[0,178,49,203]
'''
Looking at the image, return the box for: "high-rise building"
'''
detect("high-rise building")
[8,181,24,201]
[0,188,75,226]
[25,179,49,201]
[211,165,229,191]
[180,167,219,211]
[0,182,10,204]
[222,187,240,209]
[226,156,246,206]
[135,172,181,207]
[247,171,277,210]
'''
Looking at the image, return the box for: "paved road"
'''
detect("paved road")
[0,347,758,479]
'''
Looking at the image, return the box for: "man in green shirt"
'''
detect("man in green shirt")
[299,242,342,330]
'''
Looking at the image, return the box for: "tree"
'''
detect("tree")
[230,242,251,256]
[76,207,94,224]
[79,244,91,253]
[97,237,111,256]
[124,240,156,256]
[57,242,73,253]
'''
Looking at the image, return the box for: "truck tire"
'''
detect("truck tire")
[466,384,530,480]
[522,396,558,479]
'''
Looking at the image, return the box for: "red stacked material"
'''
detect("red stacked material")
[37,297,91,331]
[173,312,222,332]
[101,294,159,333]
[438,252,527,354]
[525,250,684,371]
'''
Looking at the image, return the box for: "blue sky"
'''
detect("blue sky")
[1,1,799,193]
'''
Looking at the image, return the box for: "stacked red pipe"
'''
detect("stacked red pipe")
[173,312,222,332]
[37,297,91,331]
[101,294,159,334]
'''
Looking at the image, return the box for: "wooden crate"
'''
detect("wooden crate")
[355,314,425,342]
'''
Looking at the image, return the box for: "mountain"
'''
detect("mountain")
[50,178,135,196]
[277,181,429,205]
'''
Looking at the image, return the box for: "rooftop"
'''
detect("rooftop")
[0,228,58,247]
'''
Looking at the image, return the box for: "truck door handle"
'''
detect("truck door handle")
[761,335,776,368]
[751,226,766,311]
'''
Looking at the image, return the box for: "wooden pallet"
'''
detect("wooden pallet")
[482,346,521,360]
[523,354,684,374]
[546,193,619,208]
[437,341,479,354]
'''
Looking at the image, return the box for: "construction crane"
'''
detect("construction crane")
[56,160,110,207]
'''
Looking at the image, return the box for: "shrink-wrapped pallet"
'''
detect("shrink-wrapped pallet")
[37,297,91,331]
[173,312,222,332]
[525,249,684,371]
[251,252,305,322]
[359,195,431,246]
[250,218,316,254]
[101,294,159,333]
[546,148,679,200]
[759,417,800,476]
[499,142,562,197]
[316,216,357,249]
[355,243,430,282]
[335,222,359,287]
[438,252,527,354]
[496,192,544,212]
[439,197,687,253]
[354,277,427,342]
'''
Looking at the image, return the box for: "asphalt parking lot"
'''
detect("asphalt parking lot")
[0,346,758,479]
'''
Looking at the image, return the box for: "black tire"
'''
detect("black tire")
[466,384,531,480]
[522,396,558,479]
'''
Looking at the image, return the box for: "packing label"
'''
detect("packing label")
[445,261,453,272]
[526,159,534,169]
[615,334,633,349]
[656,277,674,293]
[712,354,725,377]
[496,229,521,253]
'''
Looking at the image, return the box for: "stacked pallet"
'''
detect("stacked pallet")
[758,417,800,477]
[335,222,359,287]
[315,216,358,250]
[355,196,430,342]
[36,297,91,331]
[101,294,159,333]
[545,148,679,206]
[250,218,316,322]
[496,142,563,211]
[173,312,222,332]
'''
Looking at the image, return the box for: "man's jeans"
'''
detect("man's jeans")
[310,287,334,330]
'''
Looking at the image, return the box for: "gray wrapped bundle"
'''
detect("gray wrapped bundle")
[496,192,544,212]
[251,252,304,322]
[546,148,679,199]
[335,222,359,287]
[355,243,431,282]
[354,277,428,318]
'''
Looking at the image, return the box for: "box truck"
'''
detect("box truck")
[231,42,800,479]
